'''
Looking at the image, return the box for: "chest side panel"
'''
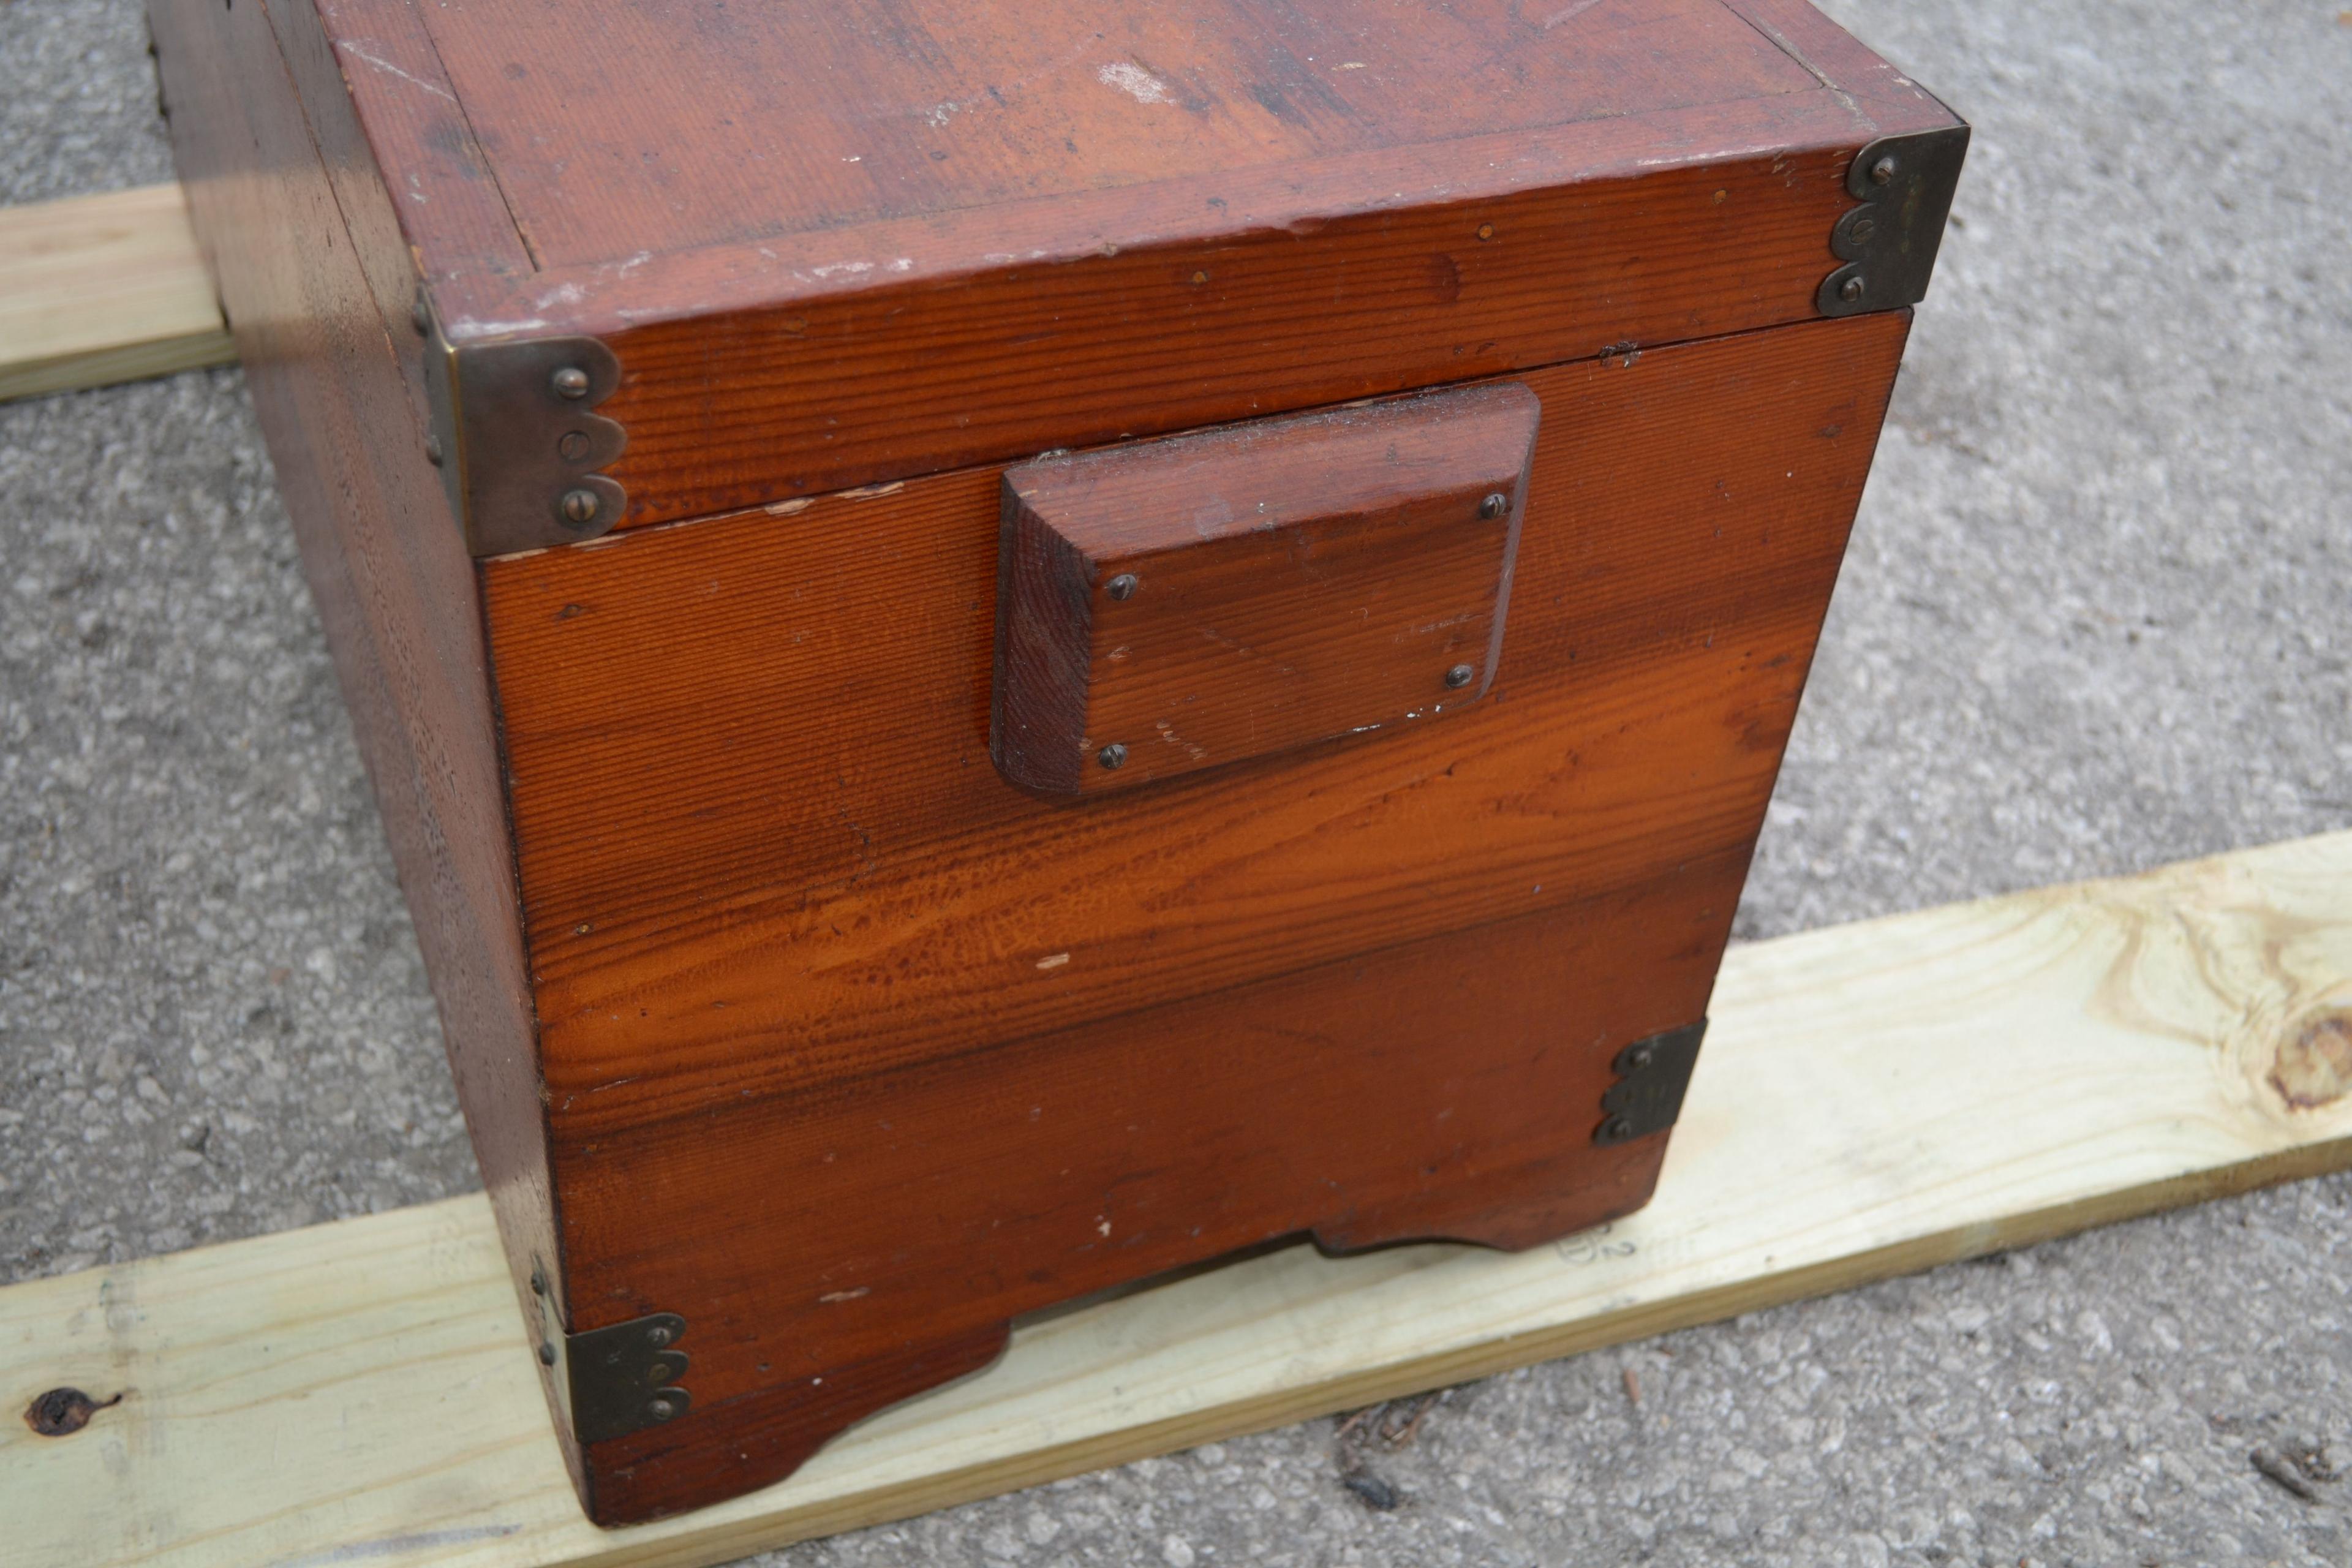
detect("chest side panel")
[481,308,1909,1136]
[147,0,573,1485]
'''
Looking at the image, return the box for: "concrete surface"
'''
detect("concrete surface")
[3,1,2350,1564]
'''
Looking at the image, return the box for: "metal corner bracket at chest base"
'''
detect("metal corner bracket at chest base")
[412,288,631,557]
[1592,1020,1706,1146]
[530,1265,692,1445]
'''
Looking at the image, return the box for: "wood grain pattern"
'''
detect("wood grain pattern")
[262,0,1961,528]
[991,383,1537,793]
[506,107,1937,529]
[145,0,579,1494]
[252,0,490,436]
[563,864,1724,1519]
[470,311,1907,1517]
[12,832,2352,1566]
[300,0,533,282]
[484,311,1910,1137]
[421,0,1820,267]
[0,184,233,402]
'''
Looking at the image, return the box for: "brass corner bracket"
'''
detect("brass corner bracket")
[413,286,629,557]
[565,1311,692,1446]
[528,1262,691,1446]
[1817,124,1971,319]
[1593,1020,1708,1146]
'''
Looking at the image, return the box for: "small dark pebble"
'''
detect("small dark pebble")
[1341,1470,1401,1512]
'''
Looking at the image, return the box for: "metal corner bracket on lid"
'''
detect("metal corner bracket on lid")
[1817,124,1971,318]
[412,284,630,557]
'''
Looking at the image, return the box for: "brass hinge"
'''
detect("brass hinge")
[1817,124,1970,318]
[412,287,629,557]
[1593,1020,1707,1145]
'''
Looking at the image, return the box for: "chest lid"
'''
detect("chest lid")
[315,0,1963,552]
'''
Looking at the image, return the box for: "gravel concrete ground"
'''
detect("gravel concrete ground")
[3,1,2350,1564]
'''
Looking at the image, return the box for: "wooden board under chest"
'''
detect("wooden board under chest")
[147,0,1965,1525]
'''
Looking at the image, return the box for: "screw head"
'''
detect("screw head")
[646,1324,674,1348]
[1839,274,1866,303]
[1869,154,1898,186]
[1105,573,1139,601]
[1601,1115,1635,1142]
[1476,222,1495,241]
[424,434,446,467]
[1624,1044,1654,1072]
[410,288,431,336]
[1848,216,1878,245]
[559,488,601,527]
[537,1341,557,1366]
[1444,663,1475,690]
[529,1267,548,1296]
[646,1362,673,1385]
[1097,743,1128,771]
[1478,492,1509,520]
[558,430,591,462]
[648,1398,678,1422]
[551,365,591,399]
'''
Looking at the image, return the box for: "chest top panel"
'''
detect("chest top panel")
[361,0,1818,272]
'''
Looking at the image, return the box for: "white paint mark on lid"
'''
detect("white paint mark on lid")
[1100,61,1174,104]
[340,42,458,104]
[447,317,549,336]
[1036,952,1071,970]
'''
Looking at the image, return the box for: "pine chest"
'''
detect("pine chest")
[149,0,1964,1525]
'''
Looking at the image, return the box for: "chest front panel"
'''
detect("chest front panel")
[486,312,1903,1130]
[474,308,1906,1512]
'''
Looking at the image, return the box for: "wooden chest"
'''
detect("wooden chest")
[148,0,1964,1525]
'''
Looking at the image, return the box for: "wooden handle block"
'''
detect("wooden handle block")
[991,384,1540,794]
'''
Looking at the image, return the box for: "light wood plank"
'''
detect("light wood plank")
[0,184,235,401]
[7,832,2352,1567]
